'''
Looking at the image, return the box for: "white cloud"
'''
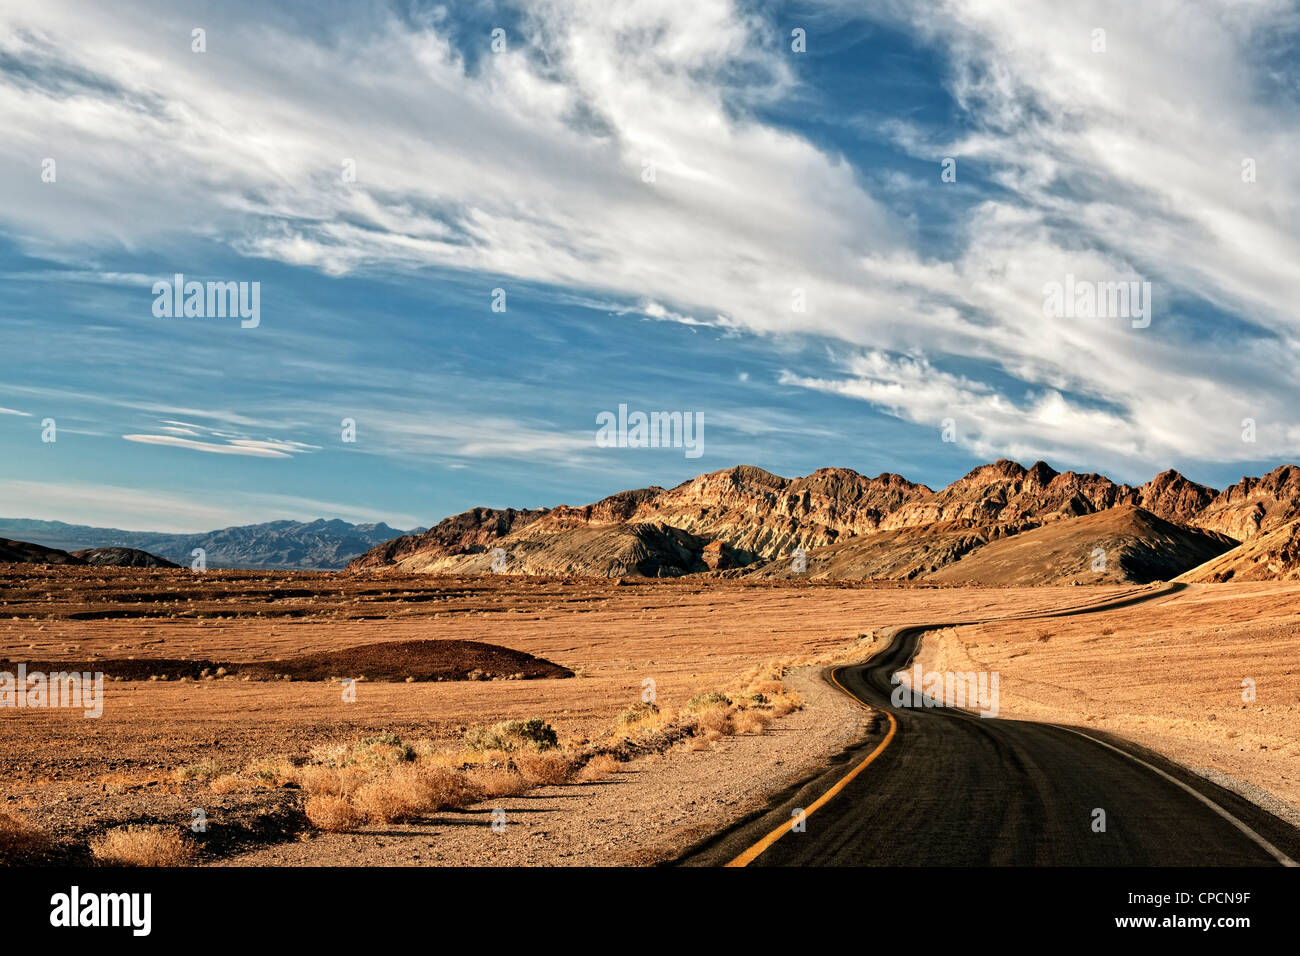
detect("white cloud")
[122,434,317,458]
[122,420,318,458]
[0,0,1297,473]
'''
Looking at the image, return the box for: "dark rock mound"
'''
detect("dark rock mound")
[0,538,81,565]
[242,639,572,682]
[4,640,572,683]
[71,547,180,568]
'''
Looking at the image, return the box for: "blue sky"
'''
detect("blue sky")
[2,0,1299,531]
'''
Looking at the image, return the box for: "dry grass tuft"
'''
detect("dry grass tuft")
[208,774,246,794]
[296,764,368,798]
[577,753,620,782]
[513,749,572,786]
[89,825,193,866]
[245,756,298,788]
[771,691,804,716]
[0,811,51,863]
[304,795,361,832]
[173,760,229,783]
[732,708,773,735]
[691,702,734,736]
[313,764,474,826]
[468,766,527,798]
[352,776,419,824]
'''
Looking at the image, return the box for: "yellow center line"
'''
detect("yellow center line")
[725,665,898,867]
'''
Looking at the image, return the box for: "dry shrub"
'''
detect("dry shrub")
[297,764,367,798]
[577,753,620,782]
[354,733,414,765]
[747,679,786,697]
[411,738,451,763]
[352,778,417,824]
[409,766,471,811]
[420,750,466,769]
[245,756,297,788]
[692,703,733,736]
[685,735,713,752]
[467,746,512,767]
[513,749,572,786]
[464,718,558,753]
[353,766,471,824]
[732,709,772,735]
[771,692,804,716]
[613,702,677,740]
[89,825,193,867]
[304,795,361,832]
[0,811,50,863]
[208,774,246,794]
[307,742,350,767]
[172,760,228,783]
[469,766,527,799]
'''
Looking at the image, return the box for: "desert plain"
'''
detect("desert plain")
[1,563,1295,866]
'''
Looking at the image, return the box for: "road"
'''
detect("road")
[680,585,1300,867]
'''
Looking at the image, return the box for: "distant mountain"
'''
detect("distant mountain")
[347,459,1300,583]
[0,518,424,570]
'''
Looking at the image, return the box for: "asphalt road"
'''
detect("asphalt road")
[680,586,1300,867]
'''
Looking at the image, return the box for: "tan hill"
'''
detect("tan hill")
[1194,465,1300,540]
[372,522,738,578]
[584,465,928,558]
[924,506,1235,586]
[347,506,548,571]
[748,520,1012,581]
[1179,518,1300,582]
[71,547,179,568]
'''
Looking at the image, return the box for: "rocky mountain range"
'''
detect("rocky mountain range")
[348,460,1300,585]
[0,518,424,570]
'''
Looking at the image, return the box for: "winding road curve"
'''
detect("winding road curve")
[680,584,1300,867]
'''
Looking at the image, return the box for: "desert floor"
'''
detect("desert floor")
[1,568,1293,864]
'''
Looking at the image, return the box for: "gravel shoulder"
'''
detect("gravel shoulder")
[214,665,872,866]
